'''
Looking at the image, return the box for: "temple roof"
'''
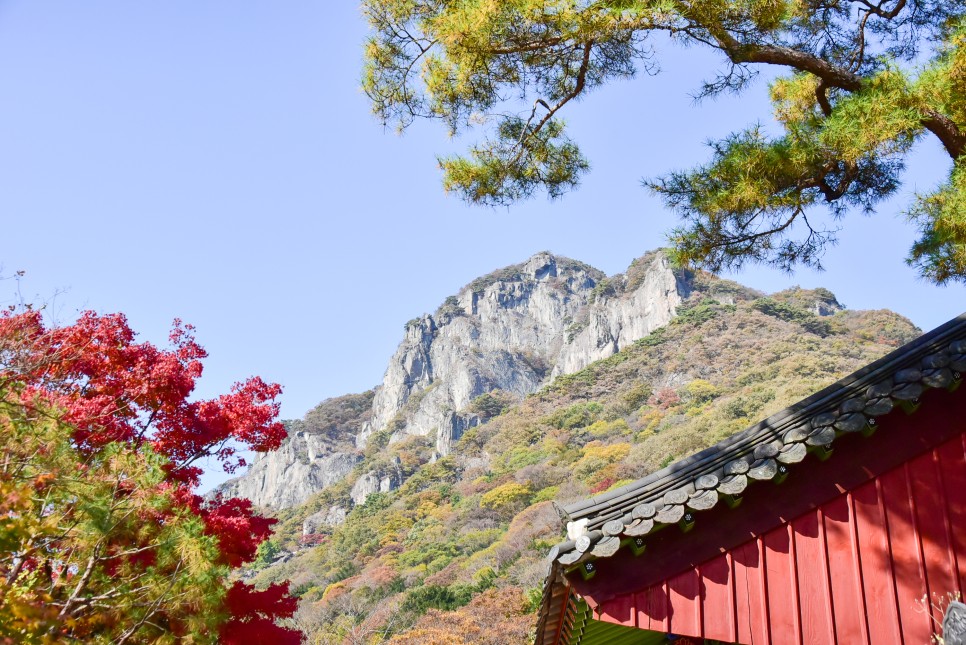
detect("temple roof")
[536,311,966,645]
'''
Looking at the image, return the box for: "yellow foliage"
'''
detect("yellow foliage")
[479,482,531,510]
[579,440,631,463]
[574,441,632,477]
[586,418,631,437]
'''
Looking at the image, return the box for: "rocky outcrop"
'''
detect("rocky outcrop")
[227,250,692,509]
[350,458,404,506]
[357,252,604,454]
[217,391,374,509]
[358,251,691,456]
[552,252,690,377]
[218,432,361,509]
[303,506,348,534]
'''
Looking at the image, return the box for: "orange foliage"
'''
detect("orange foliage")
[388,587,533,645]
[363,563,399,588]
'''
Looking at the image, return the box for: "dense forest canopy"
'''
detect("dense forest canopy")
[363,0,966,283]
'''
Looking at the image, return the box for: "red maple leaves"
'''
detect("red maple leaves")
[221,581,301,644]
[0,310,301,642]
[0,310,286,480]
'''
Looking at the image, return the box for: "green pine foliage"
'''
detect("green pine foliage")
[362,0,966,283]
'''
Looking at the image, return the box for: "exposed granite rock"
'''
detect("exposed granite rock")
[228,251,691,509]
[350,461,404,506]
[218,433,360,509]
[217,391,374,510]
[350,472,379,506]
[552,253,690,377]
[303,506,347,534]
[358,251,691,456]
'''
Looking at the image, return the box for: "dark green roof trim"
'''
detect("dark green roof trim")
[567,599,671,644]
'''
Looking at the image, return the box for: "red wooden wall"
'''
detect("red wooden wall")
[596,433,966,644]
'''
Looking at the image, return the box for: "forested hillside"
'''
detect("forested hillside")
[242,263,918,643]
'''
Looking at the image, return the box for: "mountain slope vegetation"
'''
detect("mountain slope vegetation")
[251,271,919,643]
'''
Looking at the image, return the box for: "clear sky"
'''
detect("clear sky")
[1,2,963,487]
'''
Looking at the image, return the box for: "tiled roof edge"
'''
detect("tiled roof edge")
[548,311,966,566]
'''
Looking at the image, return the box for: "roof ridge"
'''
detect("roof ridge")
[551,311,966,559]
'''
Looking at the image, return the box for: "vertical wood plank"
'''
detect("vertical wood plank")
[699,553,735,642]
[734,539,770,645]
[637,582,669,633]
[879,466,932,643]
[598,593,635,626]
[907,449,958,633]
[822,493,868,644]
[793,509,835,644]
[852,480,903,643]
[667,568,702,639]
[763,525,800,645]
[935,436,966,598]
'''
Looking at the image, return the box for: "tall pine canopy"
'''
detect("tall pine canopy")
[362,0,966,283]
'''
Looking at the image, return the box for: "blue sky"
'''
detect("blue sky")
[1,2,963,486]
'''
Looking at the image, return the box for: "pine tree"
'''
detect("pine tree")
[362,0,966,282]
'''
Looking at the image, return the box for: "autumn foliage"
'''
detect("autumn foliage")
[386,587,534,645]
[0,310,301,643]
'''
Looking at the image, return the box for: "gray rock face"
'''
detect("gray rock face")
[227,250,690,510]
[217,432,360,509]
[358,251,690,456]
[303,506,347,534]
[350,472,380,506]
[357,252,598,454]
[350,463,403,506]
[552,253,689,377]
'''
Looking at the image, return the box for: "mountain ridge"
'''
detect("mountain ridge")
[222,250,692,509]
[236,251,920,643]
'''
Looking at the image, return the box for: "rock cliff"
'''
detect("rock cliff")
[218,433,360,509]
[357,251,690,456]
[225,250,692,509]
[217,390,374,509]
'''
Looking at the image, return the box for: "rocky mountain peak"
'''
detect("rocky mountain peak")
[222,250,690,509]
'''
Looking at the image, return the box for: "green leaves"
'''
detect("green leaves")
[656,78,909,275]
[363,0,966,283]
[0,395,228,643]
[363,0,642,204]
[907,164,966,284]
[439,117,588,205]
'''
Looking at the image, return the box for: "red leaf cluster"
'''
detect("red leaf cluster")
[189,494,276,567]
[220,581,301,645]
[0,311,286,483]
[589,477,616,494]
[298,533,329,547]
[0,310,301,641]
[647,386,682,410]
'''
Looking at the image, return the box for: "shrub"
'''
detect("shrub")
[480,482,532,511]
[574,442,632,478]
[622,382,654,409]
[545,401,604,430]
[468,390,514,419]
[682,379,720,406]
[751,297,831,336]
[401,584,473,615]
[648,387,682,410]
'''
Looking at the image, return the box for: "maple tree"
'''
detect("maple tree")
[0,309,301,643]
